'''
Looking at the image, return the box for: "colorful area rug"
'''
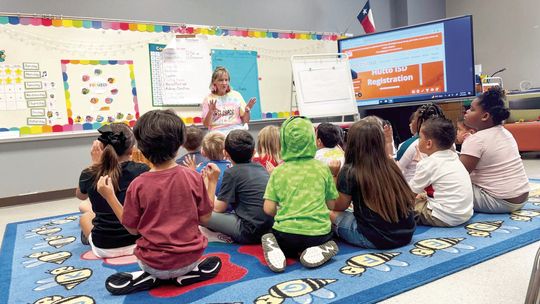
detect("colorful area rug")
[1,180,540,304]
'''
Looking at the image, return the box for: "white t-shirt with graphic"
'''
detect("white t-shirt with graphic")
[315,147,345,167]
[202,90,247,133]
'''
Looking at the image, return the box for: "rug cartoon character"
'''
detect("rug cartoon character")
[510,209,540,222]
[33,295,95,304]
[41,216,78,226]
[465,221,519,237]
[410,238,475,257]
[26,226,62,238]
[23,251,72,268]
[254,278,337,304]
[33,235,76,249]
[339,252,408,276]
[35,266,92,291]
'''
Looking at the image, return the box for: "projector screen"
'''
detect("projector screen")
[338,15,475,108]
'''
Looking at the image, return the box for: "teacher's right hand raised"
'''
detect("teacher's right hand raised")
[208,98,217,112]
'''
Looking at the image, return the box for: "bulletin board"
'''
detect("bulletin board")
[211,49,263,120]
[0,14,340,138]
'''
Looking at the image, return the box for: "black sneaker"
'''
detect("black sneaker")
[105,271,160,295]
[80,231,89,246]
[299,240,339,268]
[173,256,222,287]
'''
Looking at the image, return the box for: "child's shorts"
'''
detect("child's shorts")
[88,234,136,258]
[414,196,451,227]
[137,259,200,280]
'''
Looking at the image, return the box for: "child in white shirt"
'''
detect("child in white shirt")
[315,122,345,167]
[410,117,473,227]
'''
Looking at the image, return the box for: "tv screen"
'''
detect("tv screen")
[338,15,475,107]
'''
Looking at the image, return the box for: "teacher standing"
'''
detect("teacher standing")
[202,66,256,133]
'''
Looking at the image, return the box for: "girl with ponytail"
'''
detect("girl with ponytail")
[461,87,529,213]
[76,123,150,257]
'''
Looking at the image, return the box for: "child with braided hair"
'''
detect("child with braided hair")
[396,103,446,182]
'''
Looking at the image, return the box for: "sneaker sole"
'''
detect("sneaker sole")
[261,233,286,273]
[106,272,159,295]
[300,240,339,268]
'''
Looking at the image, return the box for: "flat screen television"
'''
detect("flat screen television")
[338,15,475,108]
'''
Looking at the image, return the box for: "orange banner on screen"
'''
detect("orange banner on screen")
[353,61,445,100]
[347,33,443,58]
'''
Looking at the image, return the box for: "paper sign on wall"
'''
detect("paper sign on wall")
[160,37,212,106]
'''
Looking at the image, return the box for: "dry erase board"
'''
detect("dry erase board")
[0,14,339,138]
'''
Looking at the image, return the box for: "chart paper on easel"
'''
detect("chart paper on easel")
[291,54,358,118]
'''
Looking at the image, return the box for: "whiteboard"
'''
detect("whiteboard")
[292,54,358,118]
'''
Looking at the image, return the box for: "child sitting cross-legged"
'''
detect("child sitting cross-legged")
[330,117,416,249]
[76,123,149,256]
[410,117,473,227]
[203,129,274,244]
[262,116,339,273]
[96,109,222,295]
[461,87,529,212]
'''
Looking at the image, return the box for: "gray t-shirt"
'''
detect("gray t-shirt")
[218,162,273,241]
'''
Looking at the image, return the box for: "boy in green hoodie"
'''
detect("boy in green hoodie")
[262,116,339,272]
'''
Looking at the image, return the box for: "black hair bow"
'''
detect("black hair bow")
[97,125,128,155]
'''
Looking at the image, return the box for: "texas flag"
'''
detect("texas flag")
[357,0,376,34]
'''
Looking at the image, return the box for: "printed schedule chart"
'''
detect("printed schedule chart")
[149,44,166,107]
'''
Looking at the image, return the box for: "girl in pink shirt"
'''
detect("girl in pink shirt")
[460,87,529,213]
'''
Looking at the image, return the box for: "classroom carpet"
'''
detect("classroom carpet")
[1,180,540,304]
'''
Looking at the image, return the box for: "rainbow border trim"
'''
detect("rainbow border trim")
[0,16,343,41]
[179,110,300,125]
[0,110,302,134]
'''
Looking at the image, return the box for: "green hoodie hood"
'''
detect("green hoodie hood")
[280,116,316,161]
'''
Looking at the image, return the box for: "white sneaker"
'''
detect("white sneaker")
[300,240,339,268]
[261,233,286,273]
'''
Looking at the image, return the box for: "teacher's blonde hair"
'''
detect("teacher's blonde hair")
[210,66,231,94]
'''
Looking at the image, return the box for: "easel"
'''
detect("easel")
[290,53,359,122]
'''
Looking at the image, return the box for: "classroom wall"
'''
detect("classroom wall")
[0,0,396,36]
[406,0,446,26]
[0,1,447,199]
[446,0,540,90]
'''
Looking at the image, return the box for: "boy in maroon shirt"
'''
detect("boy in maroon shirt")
[97,109,222,295]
